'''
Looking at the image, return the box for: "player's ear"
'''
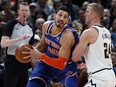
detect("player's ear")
[66,16,71,24]
[53,14,56,19]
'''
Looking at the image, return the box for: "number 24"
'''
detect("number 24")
[104,43,111,58]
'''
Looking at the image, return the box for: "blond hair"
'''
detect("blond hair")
[88,3,104,18]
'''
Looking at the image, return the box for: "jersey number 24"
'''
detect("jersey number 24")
[104,43,111,58]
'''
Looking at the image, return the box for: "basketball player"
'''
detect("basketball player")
[25,6,79,87]
[72,3,116,87]
[1,2,34,87]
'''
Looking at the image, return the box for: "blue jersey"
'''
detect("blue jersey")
[45,21,78,58]
[28,21,79,87]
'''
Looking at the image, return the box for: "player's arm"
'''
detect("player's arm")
[40,30,74,70]
[24,30,74,70]
[72,28,98,62]
[35,21,50,53]
[72,29,91,62]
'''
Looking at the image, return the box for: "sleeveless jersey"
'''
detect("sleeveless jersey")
[84,25,113,73]
[45,21,78,58]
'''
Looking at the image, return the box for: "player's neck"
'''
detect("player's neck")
[50,25,65,35]
[89,20,100,27]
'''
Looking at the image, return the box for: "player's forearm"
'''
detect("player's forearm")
[35,39,46,53]
[40,54,68,70]
[36,44,46,53]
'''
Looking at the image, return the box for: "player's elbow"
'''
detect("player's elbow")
[72,53,79,62]
[72,57,77,62]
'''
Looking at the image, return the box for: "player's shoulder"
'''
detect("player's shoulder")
[81,28,91,36]
[43,21,53,26]
[80,27,96,41]
[63,29,74,37]
[42,21,53,34]
[82,27,97,36]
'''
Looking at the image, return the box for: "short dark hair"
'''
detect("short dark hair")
[56,5,70,16]
[17,2,29,9]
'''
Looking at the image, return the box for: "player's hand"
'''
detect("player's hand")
[23,46,42,59]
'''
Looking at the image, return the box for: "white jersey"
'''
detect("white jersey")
[84,25,113,74]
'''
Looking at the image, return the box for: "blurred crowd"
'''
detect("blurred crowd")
[0,0,116,87]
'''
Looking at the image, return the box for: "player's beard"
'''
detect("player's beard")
[54,20,65,28]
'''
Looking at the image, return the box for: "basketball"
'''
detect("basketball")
[15,44,33,63]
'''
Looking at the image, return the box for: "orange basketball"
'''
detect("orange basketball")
[15,44,33,63]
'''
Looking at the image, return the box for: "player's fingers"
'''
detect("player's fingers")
[22,51,30,54]
[24,46,32,51]
[23,55,31,59]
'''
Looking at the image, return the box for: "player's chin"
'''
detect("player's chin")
[57,24,64,28]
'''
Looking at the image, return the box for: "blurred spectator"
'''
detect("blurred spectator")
[36,0,53,16]
[76,8,88,33]
[28,2,37,26]
[29,2,37,16]
[81,1,90,11]
[110,18,116,47]
[109,7,116,28]
[71,0,86,7]
[47,0,62,21]
[47,13,55,21]
[110,0,116,10]
[102,8,111,28]
[110,18,116,32]
[111,46,116,75]
[72,20,82,35]
[100,19,109,28]
[61,0,80,21]
[34,8,47,21]
[35,18,45,38]
[100,0,111,9]
[76,8,85,26]
[0,0,16,26]
[103,9,111,20]
[0,0,16,63]
[52,0,62,13]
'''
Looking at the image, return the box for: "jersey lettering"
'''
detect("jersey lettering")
[48,47,59,56]
[45,38,60,49]
[104,43,111,58]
